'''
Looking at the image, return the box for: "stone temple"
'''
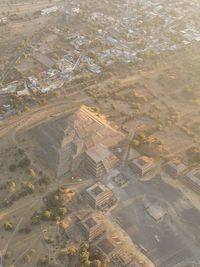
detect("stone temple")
[28,105,124,177]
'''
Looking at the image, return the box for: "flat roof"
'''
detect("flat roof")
[91,186,104,196]
[86,182,109,198]
[133,156,154,167]
[86,144,113,164]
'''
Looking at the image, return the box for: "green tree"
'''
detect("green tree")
[42,210,52,221]
[58,207,68,216]
[66,245,78,256]
[4,221,13,231]
[23,182,35,194]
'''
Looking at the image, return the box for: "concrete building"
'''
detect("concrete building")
[130,156,156,176]
[94,235,119,261]
[85,182,114,209]
[94,235,133,266]
[79,215,105,242]
[184,169,200,193]
[164,159,187,177]
[85,144,119,178]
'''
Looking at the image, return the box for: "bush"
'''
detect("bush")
[38,176,50,186]
[38,256,49,265]
[57,207,68,216]
[22,182,35,194]
[66,245,78,256]
[18,148,24,155]
[31,215,40,225]
[132,139,140,147]
[23,254,31,263]
[9,164,17,172]
[18,157,31,168]
[7,182,16,193]
[28,168,36,177]
[42,210,52,221]
[4,221,13,231]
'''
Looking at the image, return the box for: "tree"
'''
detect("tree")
[132,139,140,147]
[31,215,40,224]
[23,182,35,194]
[7,181,16,192]
[66,245,78,256]
[28,168,36,177]
[57,207,68,216]
[42,210,52,221]
[4,221,13,231]
[38,255,49,265]
[80,242,89,253]
[18,157,31,168]
[23,254,31,264]
[9,164,16,172]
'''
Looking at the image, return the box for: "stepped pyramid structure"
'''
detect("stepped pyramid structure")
[28,106,124,177]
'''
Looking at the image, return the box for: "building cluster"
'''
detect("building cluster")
[85,182,115,210]
[1,0,200,121]
[78,213,133,266]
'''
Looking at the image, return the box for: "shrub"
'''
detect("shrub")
[57,207,68,216]
[42,210,52,221]
[9,164,16,172]
[4,221,13,231]
[22,182,35,194]
[18,157,31,168]
[66,245,78,256]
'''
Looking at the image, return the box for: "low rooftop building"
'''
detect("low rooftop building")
[79,215,105,242]
[130,156,156,176]
[94,235,119,261]
[94,235,133,266]
[184,169,200,194]
[85,144,119,178]
[164,159,187,177]
[85,182,114,209]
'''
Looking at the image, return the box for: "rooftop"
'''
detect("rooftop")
[86,182,111,199]
[91,186,104,196]
[133,156,155,167]
[86,144,113,164]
